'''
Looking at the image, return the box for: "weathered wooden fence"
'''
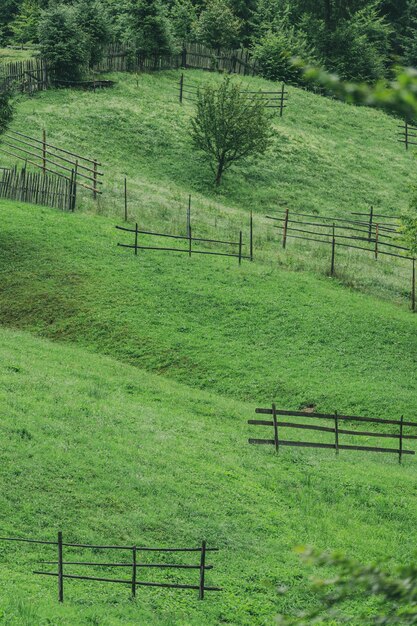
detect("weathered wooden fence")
[249,405,417,463]
[0,57,48,94]
[0,533,221,602]
[96,42,257,76]
[177,73,288,115]
[267,208,417,311]
[0,129,102,197]
[116,222,251,264]
[0,165,76,211]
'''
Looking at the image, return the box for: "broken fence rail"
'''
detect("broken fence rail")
[0,533,221,602]
[116,223,250,264]
[249,405,417,463]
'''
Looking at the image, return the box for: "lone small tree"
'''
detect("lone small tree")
[191,77,271,185]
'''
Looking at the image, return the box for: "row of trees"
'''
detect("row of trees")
[2,1,417,84]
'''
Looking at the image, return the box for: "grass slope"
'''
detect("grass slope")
[1,200,417,414]
[5,69,414,222]
[1,325,417,626]
[4,69,416,306]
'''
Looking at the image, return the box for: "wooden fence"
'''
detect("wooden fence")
[0,129,102,197]
[0,532,221,602]
[177,73,288,115]
[267,208,417,310]
[96,42,257,76]
[398,120,417,150]
[249,405,417,463]
[116,221,252,264]
[0,57,48,94]
[0,165,76,211]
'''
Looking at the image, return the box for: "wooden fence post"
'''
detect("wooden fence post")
[181,48,187,69]
[405,120,409,151]
[124,177,128,222]
[42,129,47,174]
[280,83,285,117]
[282,208,289,249]
[198,541,206,600]
[368,206,373,242]
[330,223,336,276]
[179,73,184,103]
[334,412,339,456]
[135,222,139,256]
[58,531,64,603]
[93,160,98,200]
[189,225,192,257]
[131,546,137,597]
[187,194,191,238]
[250,210,253,261]
[238,231,242,265]
[374,223,379,260]
[272,403,279,453]
[399,415,404,464]
[412,258,416,313]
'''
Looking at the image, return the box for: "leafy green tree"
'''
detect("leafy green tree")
[277,547,417,625]
[191,77,272,185]
[75,0,111,67]
[170,0,196,47]
[11,0,40,45]
[195,0,241,51]
[124,0,173,56]
[38,3,88,81]
[252,23,317,83]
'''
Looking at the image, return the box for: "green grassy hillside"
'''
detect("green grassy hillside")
[2,69,417,625]
[3,69,415,306]
[1,324,417,626]
[1,201,417,412]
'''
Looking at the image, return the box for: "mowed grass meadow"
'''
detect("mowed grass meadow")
[1,66,417,624]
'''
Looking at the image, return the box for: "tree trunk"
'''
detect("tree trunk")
[215,158,225,185]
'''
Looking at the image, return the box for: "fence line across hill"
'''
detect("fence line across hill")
[96,42,258,76]
[267,208,417,311]
[0,532,221,603]
[249,405,417,463]
[177,73,288,115]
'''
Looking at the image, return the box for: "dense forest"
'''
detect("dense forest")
[1,1,417,84]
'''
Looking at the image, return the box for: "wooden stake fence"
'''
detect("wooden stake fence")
[0,165,75,210]
[0,129,103,197]
[0,533,221,602]
[249,407,417,463]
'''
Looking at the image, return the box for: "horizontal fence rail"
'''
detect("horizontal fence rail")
[0,129,102,198]
[0,532,221,602]
[267,208,417,311]
[0,165,76,210]
[116,223,251,264]
[249,405,416,463]
[177,73,288,115]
